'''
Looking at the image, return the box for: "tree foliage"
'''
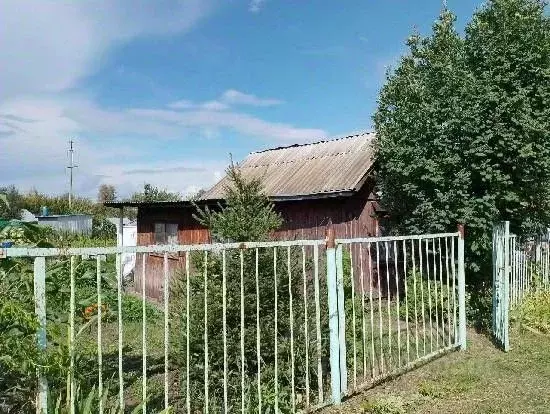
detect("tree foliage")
[129,183,181,203]
[97,184,117,203]
[194,164,282,242]
[171,165,326,412]
[375,0,550,279]
[0,186,23,219]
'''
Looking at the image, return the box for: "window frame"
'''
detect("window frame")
[154,222,179,245]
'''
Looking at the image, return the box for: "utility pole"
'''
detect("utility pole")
[67,139,78,209]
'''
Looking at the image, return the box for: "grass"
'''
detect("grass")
[322,328,550,414]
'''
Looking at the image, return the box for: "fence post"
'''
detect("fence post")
[503,221,510,352]
[457,224,467,351]
[34,257,48,413]
[326,228,341,404]
[335,244,348,395]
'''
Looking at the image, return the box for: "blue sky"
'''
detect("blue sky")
[0,0,482,199]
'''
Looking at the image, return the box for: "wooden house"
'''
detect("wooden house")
[108,132,384,299]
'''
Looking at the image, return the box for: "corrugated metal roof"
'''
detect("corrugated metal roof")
[202,132,376,200]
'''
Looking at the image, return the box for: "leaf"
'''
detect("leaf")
[0,194,8,208]
[83,384,96,414]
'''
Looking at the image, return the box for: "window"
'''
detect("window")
[154,222,178,244]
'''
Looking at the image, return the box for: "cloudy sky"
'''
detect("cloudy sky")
[0,0,482,199]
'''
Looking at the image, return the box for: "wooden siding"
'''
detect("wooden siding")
[129,180,382,300]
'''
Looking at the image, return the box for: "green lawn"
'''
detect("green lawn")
[323,329,550,414]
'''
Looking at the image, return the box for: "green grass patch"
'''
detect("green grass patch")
[323,329,550,414]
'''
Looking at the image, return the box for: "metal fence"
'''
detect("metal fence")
[493,221,550,351]
[2,229,466,413]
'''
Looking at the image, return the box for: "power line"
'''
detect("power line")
[67,139,78,209]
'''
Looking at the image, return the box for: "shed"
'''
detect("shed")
[107,132,384,299]
[36,214,93,235]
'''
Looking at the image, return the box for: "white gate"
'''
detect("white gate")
[493,221,550,352]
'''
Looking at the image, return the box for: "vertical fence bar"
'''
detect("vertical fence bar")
[302,246,310,408]
[418,239,426,356]
[359,244,368,379]
[403,240,410,364]
[255,248,262,413]
[141,254,146,413]
[274,247,279,413]
[445,238,452,347]
[335,244,347,394]
[376,242,384,374]
[117,251,124,411]
[411,240,419,359]
[326,229,341,404]
[241,249,246,414]
[432,238,439,349]
[69,256,76,414]
[203,251,209,414]
[492,227,499,339]
[457,225,467,350]
[349,245,357,390]
[185,251,191,414]
[222,250,228,414]
[97,256,104,414]
[163,253,170,409]
[384,242,393,371]
[511,248,515,306]
[313,244,323,404]
[394,240,401,367]
[503,222,510,352]
[509,241,515,306]
[34,257,48,414]
[451,237,457,344]
[367,243,376,378]
[424,239,433,354]
[287,247,296,412]
[438,238,444,348]
[385,241,392,369]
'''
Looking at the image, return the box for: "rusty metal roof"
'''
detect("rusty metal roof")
[202,132,376,201]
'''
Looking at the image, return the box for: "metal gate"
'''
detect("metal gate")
[2,229,467,413]
[492,221,550,352]
[492,221,510,351]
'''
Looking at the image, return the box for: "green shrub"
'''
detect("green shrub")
[465,282,492,332]
[399,268,453,324]
[169,248,328,413]
[362,395,407,414]
[512,291,550,334]
[0,299,42,412]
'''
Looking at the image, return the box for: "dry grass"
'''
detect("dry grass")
[322,329,550,414]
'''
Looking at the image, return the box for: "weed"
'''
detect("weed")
[362,395,407,414]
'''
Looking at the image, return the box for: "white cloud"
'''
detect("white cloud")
[167,100,195,110]
[167,89,283,110]
[0,0,327,199]
[0,95,327,197]
[130,107,325,142]
[0,0,215,103]
[98,160,227,198]
[221,89,282,106]
[249,0,267,13]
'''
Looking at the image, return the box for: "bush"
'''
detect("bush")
[399,267,453,324]
[512,291,550,334]
[362,395,407,414]
[169,247,328,413]
[0,299,41,412]
[169,164,329,412]
[465,283,492,332]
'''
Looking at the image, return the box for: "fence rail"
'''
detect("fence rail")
[1,230,466,413]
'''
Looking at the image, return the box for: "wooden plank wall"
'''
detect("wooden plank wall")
[130,183,384,300]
